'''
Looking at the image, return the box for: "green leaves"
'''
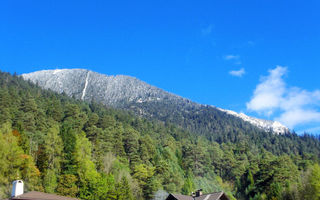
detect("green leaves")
[309,164,320,199]
[56,174,78,197]
[0,123,41,198]
[300,164,320,200]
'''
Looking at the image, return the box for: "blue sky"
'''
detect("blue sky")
[1,0,320,134]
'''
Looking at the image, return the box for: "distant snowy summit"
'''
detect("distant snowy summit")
[22,68,290,135]
[217,108,289,134]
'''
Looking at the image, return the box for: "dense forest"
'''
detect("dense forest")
[0,71,320,200]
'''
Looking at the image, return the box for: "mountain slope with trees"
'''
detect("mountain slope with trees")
[22,69,288,136]
[0,71,320,200]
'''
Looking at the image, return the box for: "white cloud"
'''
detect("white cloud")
[276,109,320,128]
[246,66,320,128]
[224,55,240,60]
[246,66,286,114]
[201,25,213,36]
[224,54,241,65]
[229,68,245,77]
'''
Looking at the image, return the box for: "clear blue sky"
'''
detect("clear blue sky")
[1,0,320,134]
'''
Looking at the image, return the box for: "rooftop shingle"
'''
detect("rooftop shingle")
[167,192,229,200]
[10,191,78,200]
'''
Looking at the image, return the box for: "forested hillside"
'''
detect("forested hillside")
[22,69,288,136]
[0,71,320,200]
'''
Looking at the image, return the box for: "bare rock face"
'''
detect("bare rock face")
[22,69,290,135]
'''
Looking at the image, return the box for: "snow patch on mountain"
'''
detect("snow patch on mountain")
[53,69,63,74]
[217,108,289,134]
[81,71,90,100]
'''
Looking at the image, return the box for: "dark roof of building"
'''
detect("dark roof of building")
[167,192,229,200]
[169,194,193,200]
[9,191,78,200]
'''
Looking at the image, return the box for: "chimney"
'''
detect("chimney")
[195,189,202,197]
[11,180,24,197]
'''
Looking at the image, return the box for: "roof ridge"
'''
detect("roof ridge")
[11,191,78,200]
[199,191,224,196]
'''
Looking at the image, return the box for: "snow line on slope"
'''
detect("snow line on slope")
[81,71,90,100]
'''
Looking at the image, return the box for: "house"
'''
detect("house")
[8,191,78,200]
[3,180,78,200]
[166,189,230,200]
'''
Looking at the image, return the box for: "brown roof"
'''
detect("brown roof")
[10,191,78,200]
[168,192,229,200]
[169,194,193,200]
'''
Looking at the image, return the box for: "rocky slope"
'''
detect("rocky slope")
[22,69,188,106]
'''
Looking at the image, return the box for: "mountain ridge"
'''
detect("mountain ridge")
[22,68,289,135]
[216,108,289,134]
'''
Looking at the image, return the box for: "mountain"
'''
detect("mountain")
[217,108,289,134]
[21,69,192,107]
[22,69,289,136]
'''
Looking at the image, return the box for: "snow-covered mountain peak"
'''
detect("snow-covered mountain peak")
[22,68,183,106]
[217,108,289,134]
